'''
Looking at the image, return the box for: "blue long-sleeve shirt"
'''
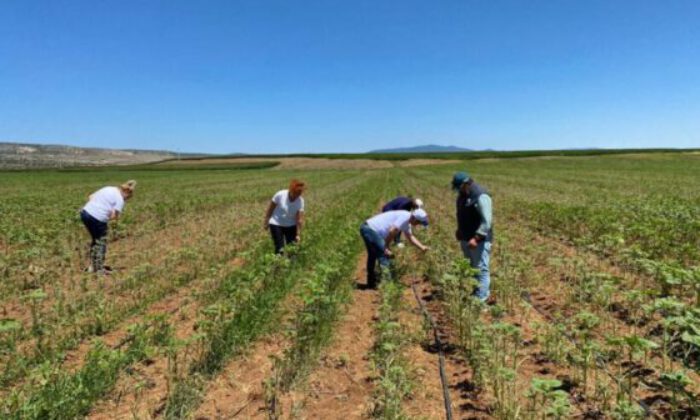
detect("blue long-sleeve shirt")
[475,194,492,238]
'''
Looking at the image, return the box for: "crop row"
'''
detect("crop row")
[0,169,376,418]
[162,172,389,418]
[410,168,699,418]
[0,169,344,303]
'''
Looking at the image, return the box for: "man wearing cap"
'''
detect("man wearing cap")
[359,209,430,289]
[452,172,494,303]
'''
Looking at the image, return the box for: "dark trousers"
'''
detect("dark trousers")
[269,224,297,254]
[80,210,108,271]
[360,223,389,287]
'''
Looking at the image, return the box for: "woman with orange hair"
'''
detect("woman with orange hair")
[264,179,305,254]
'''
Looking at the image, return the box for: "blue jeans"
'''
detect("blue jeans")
[460,240,491,301]
[360,223,389,287]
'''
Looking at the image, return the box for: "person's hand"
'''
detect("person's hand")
[421,246,429,253]
[468,237,478,249]
[455,230,464,241]
[384,248,393,257]
[263,222,269,230]
[295,235,301,243]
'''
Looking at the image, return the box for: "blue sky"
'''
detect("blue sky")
[1,1,699,154]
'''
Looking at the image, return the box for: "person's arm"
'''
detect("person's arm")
[110,197,125,222]
[405,231,429,252]
[295,210,304,241]
[475,195,492,238]
[264,201,276,229]
[385,227,399,248]
[468,194,492,248]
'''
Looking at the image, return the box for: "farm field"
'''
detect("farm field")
[1,152,699,419]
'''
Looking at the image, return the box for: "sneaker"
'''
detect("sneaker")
[485,296,497,306]
[84,265,95,273]
[397,243,406,249]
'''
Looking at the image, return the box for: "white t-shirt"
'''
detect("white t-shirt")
[367,210,412,239]
[269,189,304,227]
[83,186,125,223]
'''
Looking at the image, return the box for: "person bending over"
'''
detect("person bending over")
[381,196,424,246]
[359,209,429,288]
[80,180,136,275]
[265,179,305,254]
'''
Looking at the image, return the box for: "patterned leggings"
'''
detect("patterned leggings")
[81,210,108,271]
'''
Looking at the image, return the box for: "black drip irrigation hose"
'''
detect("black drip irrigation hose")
[520,290,660,419]
[411,280,454,420]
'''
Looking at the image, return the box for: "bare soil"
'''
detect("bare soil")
[505,215,700,414]
[161,157,394,170]
[88,293,202,419]
[275,254,380,419]
[398,282,449,419]
[409,275,492,419]
[193,333,287,419]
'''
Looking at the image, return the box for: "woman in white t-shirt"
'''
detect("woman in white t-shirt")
[79,180,136,274]
[264,179,305,254]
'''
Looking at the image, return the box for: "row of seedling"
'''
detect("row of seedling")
[162,174,386,418]
[264,208,369,418]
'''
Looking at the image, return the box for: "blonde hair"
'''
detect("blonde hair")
[120,180,137,195]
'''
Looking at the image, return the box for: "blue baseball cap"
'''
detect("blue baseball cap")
[451,172,471,190]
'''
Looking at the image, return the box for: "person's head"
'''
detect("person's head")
[451,172,472,193]
[288,179,305,199]
[119,180,137,200]
[410,208,429,227]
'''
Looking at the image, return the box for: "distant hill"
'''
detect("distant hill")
[0,142,202,169]
[368,144,473,154]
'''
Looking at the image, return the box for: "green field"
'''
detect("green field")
[1,152,699,419]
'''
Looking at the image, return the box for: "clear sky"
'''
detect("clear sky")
[1,1,699,154]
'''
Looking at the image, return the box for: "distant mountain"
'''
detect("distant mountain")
[0,142,203,169]
[368,144,473,154]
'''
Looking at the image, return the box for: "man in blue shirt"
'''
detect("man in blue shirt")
[452,172,494,303]
[381,196,423,213]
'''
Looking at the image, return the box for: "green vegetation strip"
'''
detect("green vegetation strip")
[2,316,172,419]
[0,209,261,390]
[163,174,385,418]
[169,148,700,162]
[264,193,379,416]
[371,269,413,419]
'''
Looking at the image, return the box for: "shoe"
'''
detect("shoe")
[485,296,497,306]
